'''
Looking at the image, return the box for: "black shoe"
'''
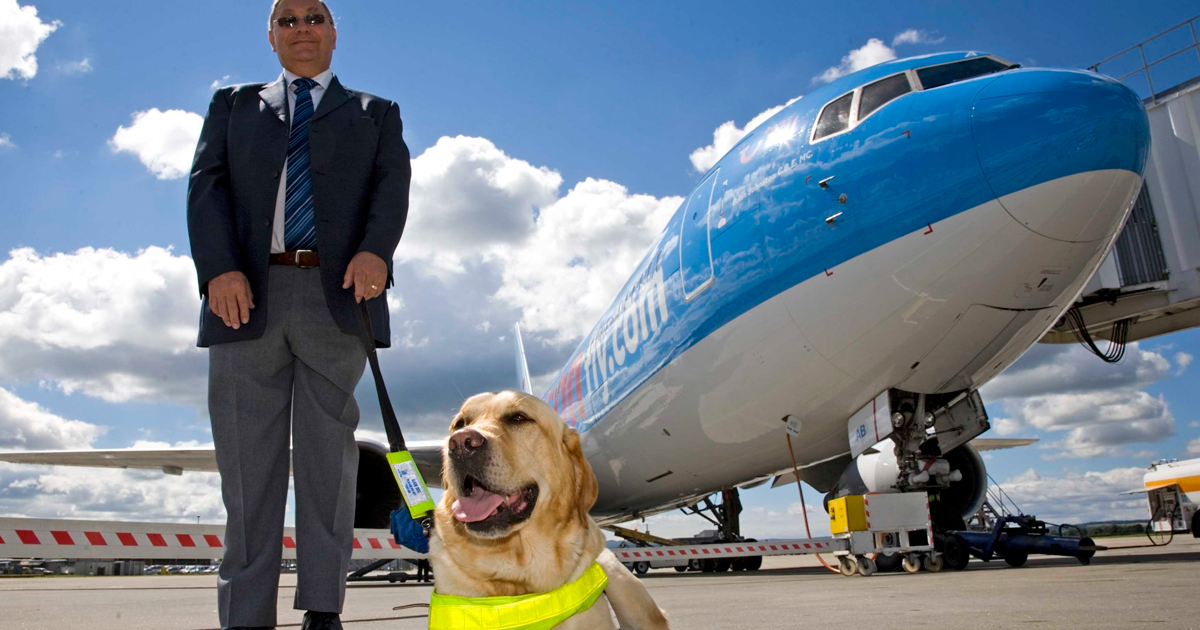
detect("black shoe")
[301,611,342,630]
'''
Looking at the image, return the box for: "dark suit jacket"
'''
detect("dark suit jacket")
[187,74,410,348]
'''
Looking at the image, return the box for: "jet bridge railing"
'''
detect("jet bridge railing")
[1089,14,1200,104]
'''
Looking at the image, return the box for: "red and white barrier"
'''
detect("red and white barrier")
[0,517,425,560]
[610,538,845,562]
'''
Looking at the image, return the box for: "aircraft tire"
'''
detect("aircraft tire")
[1003,551,1028,568]
[1192,512,1199,538]
[731,557,746,571]
[700,559,717,573]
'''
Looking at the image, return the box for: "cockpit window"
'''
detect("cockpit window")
[813,92,854,141]
[858,73,911,121]
[916,57,1013,90]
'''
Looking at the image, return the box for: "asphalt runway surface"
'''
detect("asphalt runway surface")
[2,536,1196,629]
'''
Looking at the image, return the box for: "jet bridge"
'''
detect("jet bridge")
[1043,15,1200,350]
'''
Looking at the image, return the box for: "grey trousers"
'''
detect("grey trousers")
[209,266,367,629]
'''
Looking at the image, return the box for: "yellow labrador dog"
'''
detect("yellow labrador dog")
[429,390,670,630]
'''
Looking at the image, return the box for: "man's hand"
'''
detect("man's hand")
[208,271,254,330]
[343,251,388,303]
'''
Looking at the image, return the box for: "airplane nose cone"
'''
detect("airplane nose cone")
[972,69,1150,242]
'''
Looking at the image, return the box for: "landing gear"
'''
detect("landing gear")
[677,488,763,572]
[886,390,988,497]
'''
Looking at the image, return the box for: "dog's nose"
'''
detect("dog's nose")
[448,428,487,455]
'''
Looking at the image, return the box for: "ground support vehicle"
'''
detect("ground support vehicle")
[938,514,1101,570]
[610,492,937,577]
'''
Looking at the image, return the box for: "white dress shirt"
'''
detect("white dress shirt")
[271,68,335,254]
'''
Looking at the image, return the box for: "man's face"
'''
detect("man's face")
[268,0,337,76]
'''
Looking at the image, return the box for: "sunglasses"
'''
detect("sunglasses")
[274,13,327,29]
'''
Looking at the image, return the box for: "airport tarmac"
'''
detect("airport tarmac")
[1,536,1196,629]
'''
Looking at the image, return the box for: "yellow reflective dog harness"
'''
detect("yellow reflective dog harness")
[428,562,608,630]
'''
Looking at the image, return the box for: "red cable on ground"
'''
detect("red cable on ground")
[787,434,840,574]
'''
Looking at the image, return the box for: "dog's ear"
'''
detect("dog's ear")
[563,426,599,524]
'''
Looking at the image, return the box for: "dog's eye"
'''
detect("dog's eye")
[504,412,533,425]
[451,417,466,431]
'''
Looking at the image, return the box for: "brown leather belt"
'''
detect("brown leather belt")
[269,250,320,268]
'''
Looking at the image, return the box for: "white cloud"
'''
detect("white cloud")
[985,343,1170,401]
[999,467,1149,524]
[892,29,945,46]
[210,74,230,90]
[110,108,204,180]
[0,387,105,450]
[56,56,91,75]
[0,246,206,406]
[1189,421,1199,429]
[494,178,681,340]
[688,97,801,173]
[813,29,947,85]
[992,417,1023,436]
[1175,351,1193,376]
[399,135,562,276]
[0,132,13,148]
[0,463,226,522]
[393,135,680,343]
[1187,438,1200,456]
[983,343,1176,458]
[0,0,59,80]
[814,38,896,85]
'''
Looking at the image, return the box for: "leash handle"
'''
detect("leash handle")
[358,301,436,524]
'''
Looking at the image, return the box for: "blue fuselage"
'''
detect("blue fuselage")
[539,52,1149,518]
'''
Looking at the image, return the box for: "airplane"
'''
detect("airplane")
[0,51,1154,539]
[1123,457,1200,539]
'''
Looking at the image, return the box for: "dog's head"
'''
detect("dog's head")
[439,390,599,539]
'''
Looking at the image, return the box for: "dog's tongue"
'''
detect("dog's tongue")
[452,487,507,523]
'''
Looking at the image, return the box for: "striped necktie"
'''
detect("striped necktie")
[284,77,318,251]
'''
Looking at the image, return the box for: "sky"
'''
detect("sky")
[1,0,1199,540]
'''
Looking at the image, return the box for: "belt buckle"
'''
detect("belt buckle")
[294,249,317,269]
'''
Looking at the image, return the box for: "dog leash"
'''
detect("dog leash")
[357,300,436,537]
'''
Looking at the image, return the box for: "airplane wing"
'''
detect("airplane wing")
[0,440,446,482]
[1118,488,1151,495]
[970,438,1039,451]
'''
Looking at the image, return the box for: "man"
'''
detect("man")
[187,1,410,628]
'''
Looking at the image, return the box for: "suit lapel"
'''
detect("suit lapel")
[312,76,351,122]
[259,74,288,124]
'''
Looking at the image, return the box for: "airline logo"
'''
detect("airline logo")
[582,266,670,405]
[547,267,670,428]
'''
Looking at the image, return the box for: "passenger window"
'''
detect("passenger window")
[813,92,854,140]
[858,74,911,120]
[917,57,1012,90]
